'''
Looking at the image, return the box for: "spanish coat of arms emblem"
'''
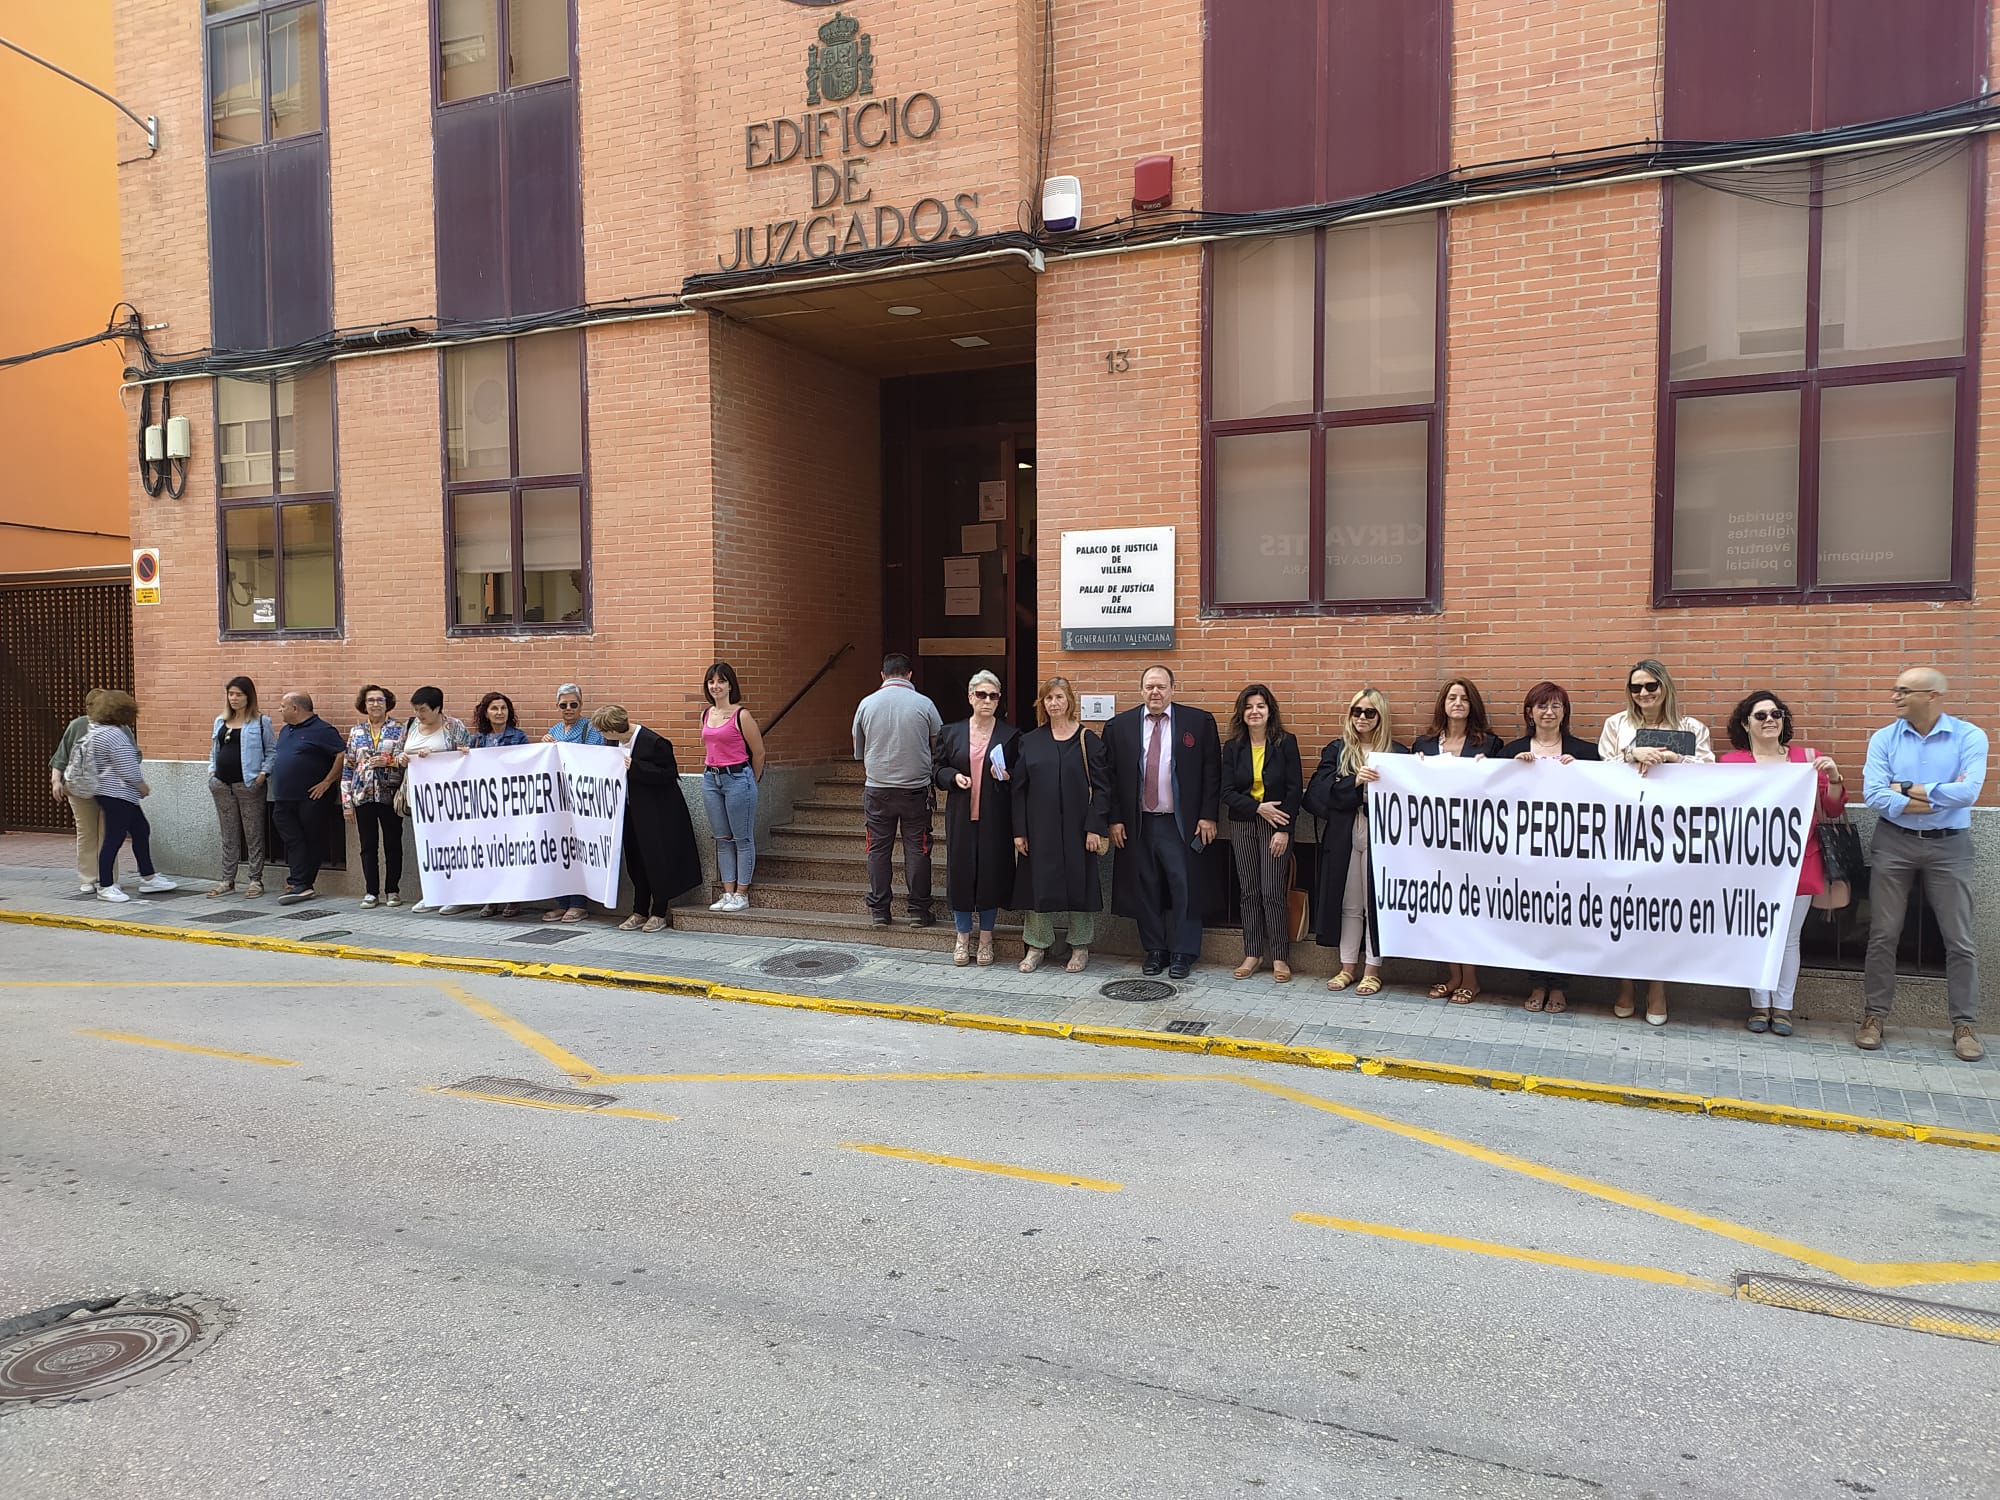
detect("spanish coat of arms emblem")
[806,12,873,105]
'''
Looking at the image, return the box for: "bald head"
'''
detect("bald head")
[280,690,313,723]
[1893,668,1948,729]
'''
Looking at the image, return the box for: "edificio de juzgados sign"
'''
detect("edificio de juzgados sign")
[718,12,981,270]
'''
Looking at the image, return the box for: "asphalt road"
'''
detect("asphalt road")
[2,926,1996,1499]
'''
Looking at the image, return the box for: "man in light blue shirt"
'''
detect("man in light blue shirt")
[1859,667,1987,1061]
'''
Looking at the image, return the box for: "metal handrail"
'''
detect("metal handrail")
[763,642,855,737]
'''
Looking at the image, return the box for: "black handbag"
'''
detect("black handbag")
[1814,818,1863,882]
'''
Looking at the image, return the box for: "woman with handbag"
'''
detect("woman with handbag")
[1221,683,1303,984]
[1719,690,1846,1036]
[1010,675,1110,973]
[342,684,407,908]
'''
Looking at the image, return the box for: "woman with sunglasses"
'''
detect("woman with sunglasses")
[1411,678,1505,1004]
[1719,690,1845,1036]
[934,670,1021,966]
[541,684,604,923]
[1306,688,1407,995]
[1501,682,1601,1014]
[1599,658,1714,1023]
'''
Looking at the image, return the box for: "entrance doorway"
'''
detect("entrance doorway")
[881,366,1036,728]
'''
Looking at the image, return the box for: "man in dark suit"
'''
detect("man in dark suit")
[1104,665,1221,979]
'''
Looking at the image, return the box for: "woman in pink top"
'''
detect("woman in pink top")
[1719,689,1847,1036]
[699,662,766,912]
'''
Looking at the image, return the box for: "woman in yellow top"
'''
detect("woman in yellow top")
[1221,684,1305,983]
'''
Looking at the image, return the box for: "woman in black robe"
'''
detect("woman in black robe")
[934,670,1022,968]
[1009,675,1110,974]
[1304,686,1408,995]
[592,705,704,932]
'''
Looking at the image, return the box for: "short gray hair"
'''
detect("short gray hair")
[556,683,582,701]
[967,670,1001,696]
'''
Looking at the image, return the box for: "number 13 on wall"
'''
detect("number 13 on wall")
[1104,349,1133,374]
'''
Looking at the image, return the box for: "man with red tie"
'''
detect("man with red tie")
[1104,665,1222,980]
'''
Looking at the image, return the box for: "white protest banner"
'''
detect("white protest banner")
[1365,757,1817,988]
[405,743,628,907]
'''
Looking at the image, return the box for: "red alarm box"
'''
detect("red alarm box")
[1133,154,1173,211]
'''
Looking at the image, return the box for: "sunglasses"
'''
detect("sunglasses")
[558,700,581,708]
[972,690,999,700]
[1749,709,1786,723]
[1629,680,1662,695]
[1890,687,1933,697]
[1350,706,1380,720]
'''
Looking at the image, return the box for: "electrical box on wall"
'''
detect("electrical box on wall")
[165,415,192,460]
[1041,175,1082,232]
[1133,154,1173,211]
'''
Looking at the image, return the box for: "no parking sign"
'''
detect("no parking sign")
[132,548,160,606]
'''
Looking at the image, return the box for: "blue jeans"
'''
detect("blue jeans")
[702,765,759,885]
[953,908,998,933]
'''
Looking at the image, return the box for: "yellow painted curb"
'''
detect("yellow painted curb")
[7,906,1999,1153]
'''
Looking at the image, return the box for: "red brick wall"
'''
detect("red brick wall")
[707,316,882,761]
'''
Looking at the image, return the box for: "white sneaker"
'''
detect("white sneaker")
[360,894,379,909]
[97,885,131,903]
[437,905,461,916]
[728,892,751,911]
[78,881,96,894]
[385,894,402,908]
[709,894,733,911]
[138,874,179,893]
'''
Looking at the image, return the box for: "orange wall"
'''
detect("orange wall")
[0,0,129,572]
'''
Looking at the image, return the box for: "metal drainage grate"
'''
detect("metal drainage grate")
[1100,979,1177,1004]
[759,949,862,980]
[1735,1273,2000,1345]
[0,1296,223,1405]
[443,1075,618,1108]
[1162,1018,1209,1035]
[508,929,582,946]
[296,929,353,943]
[278,907,338,922]
[190,908,264,925]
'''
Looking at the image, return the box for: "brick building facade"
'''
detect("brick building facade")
[111,0,1993,816]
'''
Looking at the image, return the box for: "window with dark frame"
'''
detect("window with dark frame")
[203,0,333,350]
[216,367,340,636]
[442,330,589,632]
[1660,146,1977,602]
[1204,215,1444,613]
[431,0,583,323]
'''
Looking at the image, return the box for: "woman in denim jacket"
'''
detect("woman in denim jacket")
[342,684,408,908]
[206,675,276,899]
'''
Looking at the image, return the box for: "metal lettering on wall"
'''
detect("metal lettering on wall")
[720,12,981,270]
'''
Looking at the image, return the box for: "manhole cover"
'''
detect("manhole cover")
[1100,979,1176,1003]
[508,929,582,945]
[1162,1018,1209,1035]
[443,1075,618,1108]
[190,908,263,925]
[759,949,862,979]
[0,1297,221,1405]
[279,908,337,922]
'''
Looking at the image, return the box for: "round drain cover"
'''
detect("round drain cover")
[1099,978,1176,1003]
[0,1305,209,1404]
[759,948,862,980]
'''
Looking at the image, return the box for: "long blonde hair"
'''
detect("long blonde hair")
[1339,687,1392,775]
[1620,658,1681,729]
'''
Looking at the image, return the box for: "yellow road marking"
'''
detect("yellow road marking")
[431,1086,677,1122]
[840,1141,1123,1192]
[1243,1076,2000,1289]
[78,1028,297,1068]
[594,1069,1208,1084]
[5,980,421,988]
[435,980,606,1084]
[1293,1212,1733,1295]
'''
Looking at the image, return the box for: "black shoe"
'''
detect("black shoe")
[871,911,891,927]
[1141,951,1168,976]
[1168,953,1195,980]
[908,911,936,928]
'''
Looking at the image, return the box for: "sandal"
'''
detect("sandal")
[1019,947,1047,974]
[206,883,235,899]
[618,913,645,931]
[1524,990,1547,1012]
[1427,981,1455,999]
[1326,970,1355,993]
[243,881,263,898]
[1449,988,1479,1006]
[543,908,567,922]
[1546,990,1568,1014]
[1065,947,1090,974]
[559,907,586,923]
[1271,961,1292,984]
[1233,957,1264,980]
[1354,976,1383,997]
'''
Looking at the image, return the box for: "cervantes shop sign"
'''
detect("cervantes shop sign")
[718,11,981,270]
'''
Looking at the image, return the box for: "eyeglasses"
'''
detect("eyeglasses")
[1891,687,1933,698]
[557,700,581,709]
[972,690,999,700]
[1749,709,1785,723]
[1629,680,1662,695]
[1349,706,1380,720]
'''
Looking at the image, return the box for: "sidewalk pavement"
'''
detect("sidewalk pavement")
[0,843,1992,1141]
